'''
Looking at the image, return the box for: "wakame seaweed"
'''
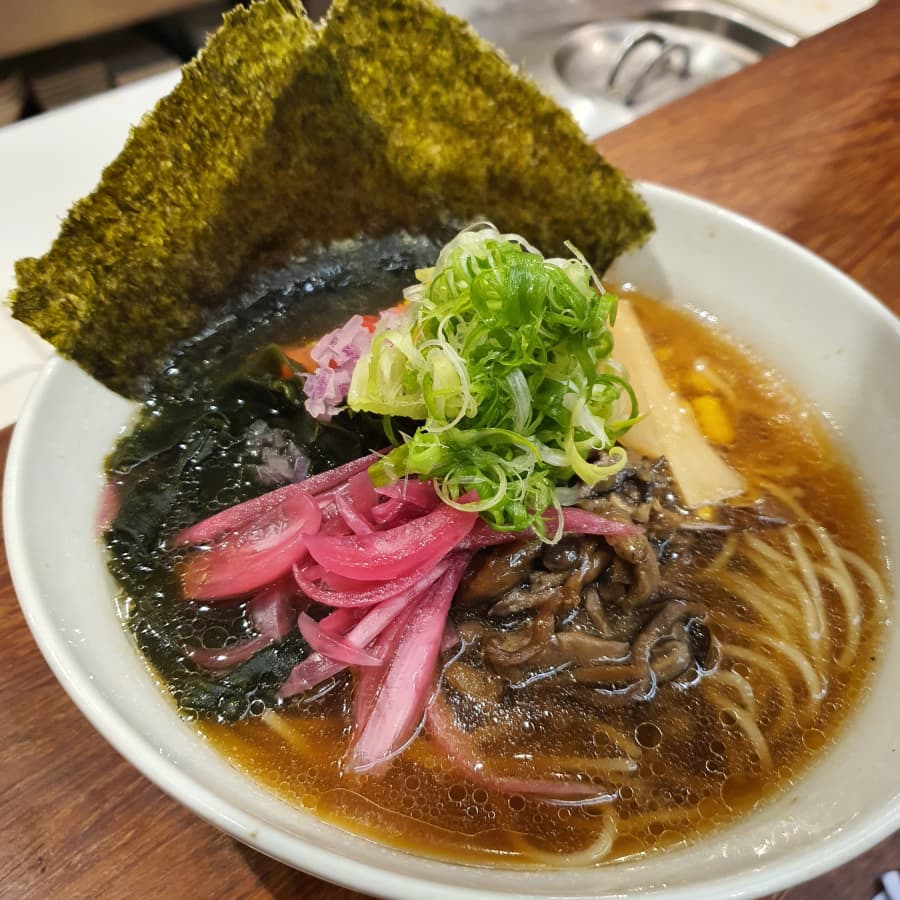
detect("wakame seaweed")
[105,233,430,722]
[105,357,377,722]
[9,0,651,398]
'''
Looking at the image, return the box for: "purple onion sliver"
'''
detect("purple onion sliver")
[279,653,346,698]
[298,613,382,667]
[375,478,438,510]
[344,554,470,774]
[188,635,272,670]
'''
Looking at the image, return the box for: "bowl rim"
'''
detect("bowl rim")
[5,181,900,900]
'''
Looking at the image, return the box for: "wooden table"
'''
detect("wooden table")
[2,3,899,898]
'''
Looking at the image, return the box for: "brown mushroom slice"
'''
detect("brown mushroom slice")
[604,532,661,608]
[488,570,567,617]
[631,600,706,662]
[554,632,631,663]
[456,540,542,606]
[576,599,707,694]
[561,541,612,610]
[534,632,630,668]
[541,536,583,572]
[573,661,645,687]
[648,635,694,684]
[483,607,556,666]
[584,587,611,635]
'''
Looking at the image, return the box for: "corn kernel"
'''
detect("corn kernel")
[691,394,735,445]
[686,369,715,394]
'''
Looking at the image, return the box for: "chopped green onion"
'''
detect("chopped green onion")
[348,223,635,540]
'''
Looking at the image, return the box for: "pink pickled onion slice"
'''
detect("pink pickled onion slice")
[295,557,450,608]
[315,495,349,536]
[440,621,461,655]
[295,562,390,595]
[172,454,378,548]
[369,498,405,526]
[318,606,366,635]
[335,490,373,535]
[319,510,353,537]
[427,694,612,805]
[305,499,477,582]
[457,520,522,550]
[293,558,381,593]
[297,613,381,666]
[96,479,122,535]
[344,554,470,773]
[459,508,643,549]
[279,561,456,698]
[348,584,432,642]
[347,470,379,511]
[291,452,381,497]
[316,489,338,509]
[375,478,438,510]
[250,578,302,636]
[349,609,412,748]
[278,653,345,696]
[189,635,272,671]
[180,490,321,600]
[334,471,379,535]
[188,580,299,669]
[173,481,306,548]
[340,560,454,647]
[371,504,424,530]
[552,507,644,536]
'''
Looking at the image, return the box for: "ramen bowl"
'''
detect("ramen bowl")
[5,183,900,899]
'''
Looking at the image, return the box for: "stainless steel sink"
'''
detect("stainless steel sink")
[462,0,797,138]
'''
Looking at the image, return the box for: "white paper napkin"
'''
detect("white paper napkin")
[0,71,179,429]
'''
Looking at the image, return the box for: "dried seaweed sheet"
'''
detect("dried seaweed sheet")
[9,0,652,397]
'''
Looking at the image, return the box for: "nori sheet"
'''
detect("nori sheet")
[9,0,653,398]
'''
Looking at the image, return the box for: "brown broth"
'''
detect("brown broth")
[196,290,889,866]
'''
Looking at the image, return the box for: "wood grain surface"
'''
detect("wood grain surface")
[2,2,899,898]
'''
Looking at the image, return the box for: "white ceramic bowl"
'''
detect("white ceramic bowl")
[6,183,900,899]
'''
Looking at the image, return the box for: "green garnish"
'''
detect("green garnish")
[348,224,639,540]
